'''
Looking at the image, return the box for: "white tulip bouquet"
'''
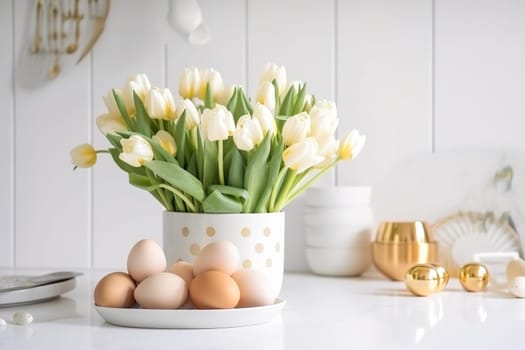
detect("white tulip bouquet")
[71,63,365,213]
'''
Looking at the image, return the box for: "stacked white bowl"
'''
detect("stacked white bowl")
[304,186,374,276]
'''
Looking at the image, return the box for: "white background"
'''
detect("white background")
[1,0,524,270]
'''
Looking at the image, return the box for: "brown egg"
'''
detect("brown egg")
[94,272,136,308]
[189,271,240,309]
[168,261,194,287]
[232,270,275,307]
[127,239,167,283]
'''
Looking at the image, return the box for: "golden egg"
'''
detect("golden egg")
[459,263,489,292]
[431,264,450,291]
[405,264,442,296]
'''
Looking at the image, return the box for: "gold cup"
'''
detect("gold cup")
[372,221,439,281]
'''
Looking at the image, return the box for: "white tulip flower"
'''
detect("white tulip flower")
[282,137,324,174]
[70,144,97,168]
[199,68,224,101]
[153,130,177,156]
[303,94,314,112]
[103,88,123,116]
[315,136,339,168]
[146,87,177,120]
[338,129,366,160]
[175,99,200,129]
[233,115,264,151]
[96,113,127,135]
[119,135,154,167]
[179,66,201,99]
[282,112,311,146]
[217,84,236,105]
[256,81,276,113]
[123,74,151,113]
[200,105,235,141]
[252,103,276,135]
[260,62,287,95]
[310,100,339,144]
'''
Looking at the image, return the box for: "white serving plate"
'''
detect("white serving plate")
[94,298,286,329]
[0,278,76,307]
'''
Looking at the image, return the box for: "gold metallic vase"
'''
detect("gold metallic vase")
[372,221,439,281]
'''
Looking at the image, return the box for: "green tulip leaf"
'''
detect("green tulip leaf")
[174,111,187,166]
[279,85,296,116]
[105,132,123,149]
[272,79,280,115]
[202,190,243,213]
[228,147,244,188]
[239,88,253,115]
[112,90,135,130]
[144,160,205,202]
[207,184,249,201]
[204,82,214,109]
[202,139,218,189]
[243,134,271,212]
[291,83,306,115]
[133,91,152,137]
[255,138,284,212]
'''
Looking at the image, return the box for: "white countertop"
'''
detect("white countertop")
[0,270,524,349]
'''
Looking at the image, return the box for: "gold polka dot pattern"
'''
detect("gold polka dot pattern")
[264,227,271,237]
[255,243,264,253]
[190,243,201,256]
[206,226,216,237]
[181,227,190,237]
[241,227,250,237]
[243,259,252,269]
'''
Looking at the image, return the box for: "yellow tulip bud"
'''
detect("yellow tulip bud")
[339,129,366,160]
[153,130,177,156]
[70,144,97,168]
[179,67,201,99]
[96,113,127,136]
[282,112,311,146]
[282,137,324,174]
[119,135,154,167]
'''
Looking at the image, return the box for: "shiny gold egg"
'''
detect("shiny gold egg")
[459,263,489,292]
[405,264,442,296]
[431,264,450,291]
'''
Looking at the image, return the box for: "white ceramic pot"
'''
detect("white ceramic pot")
[305,246,372,276]
[163,211,285,297]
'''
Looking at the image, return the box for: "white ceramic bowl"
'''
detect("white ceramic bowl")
[305,186,372,208]
[305,246,372,276]
[305,226,372,248]
[304,207,373,227]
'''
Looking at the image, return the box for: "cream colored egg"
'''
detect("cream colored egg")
[509,276,525,298]
[231,269,275,307]
[94,272,136,308]
[193,240,240,276]
[189,271,240,309]
[506,259,525,281]
[127,239,167,283]
[168,261,194,286]
[134,272,187,309]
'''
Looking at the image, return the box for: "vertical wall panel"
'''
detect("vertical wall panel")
[0,0,13,267]
[435,0,525,151]
[14,0,91,267]
[92,0,167,268]
[248,0,335,271]
[166,0,246,92]
[336,1,433,199]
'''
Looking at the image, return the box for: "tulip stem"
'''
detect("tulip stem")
[269,167,288,212]
[158,184,196,212]
[273,169,297,212]
[218,140,225,185]
[95,150,110,154]
[284,159,340,207]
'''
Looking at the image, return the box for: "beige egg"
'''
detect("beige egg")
[506,259,525,281]
[168,261,194,287]
[127,239,167,283]
[189,271,240,309]
[94,272,136,308]
[231,269,275,307]
[134,272,187,309]
[193,240,240,276]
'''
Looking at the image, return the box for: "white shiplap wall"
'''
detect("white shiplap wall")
[1,0,525,270]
